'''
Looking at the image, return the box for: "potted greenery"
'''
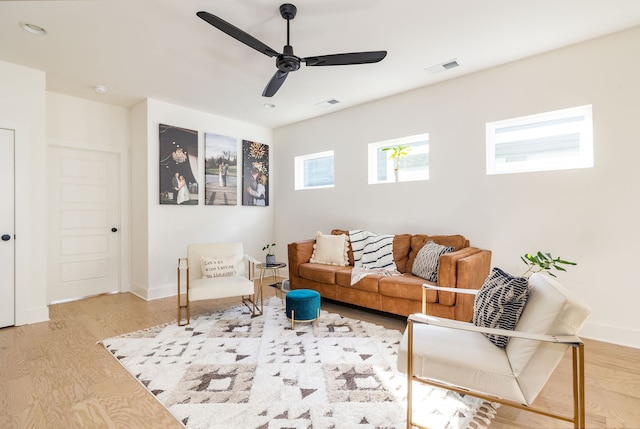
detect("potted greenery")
[521,251,576,278]
[382,144,412,182]
[263,243,276,265]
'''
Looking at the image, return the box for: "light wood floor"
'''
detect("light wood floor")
[1,282,639,428]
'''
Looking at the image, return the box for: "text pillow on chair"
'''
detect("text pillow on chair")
[201,255,238,278]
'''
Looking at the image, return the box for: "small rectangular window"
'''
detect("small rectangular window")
[294,150,334,190]
[368,134,429,184]
[486,105,593,175]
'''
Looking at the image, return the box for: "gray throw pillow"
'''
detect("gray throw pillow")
[411,240,454,282]
[473,267,531,349]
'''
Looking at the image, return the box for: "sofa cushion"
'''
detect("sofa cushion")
[332,229,354,265]
[336,268,380,293]
[473,267,531,349]
[298,263,342,284]
[411,240,454,282]
[310,231,349,266]
[379,274,432,302]
[392,234,412,273]
[406,234,468,273]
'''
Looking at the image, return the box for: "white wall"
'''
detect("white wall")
[130,98,274,300]
[46,92,131,294]
[0,60,48,325]
[274,27,640,348]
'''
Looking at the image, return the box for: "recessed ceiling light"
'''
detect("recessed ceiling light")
[19,22,47,35]
[263,103,276,109]
[94,85,108,94]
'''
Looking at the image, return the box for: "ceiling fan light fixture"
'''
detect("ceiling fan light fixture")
[19,22,47,35]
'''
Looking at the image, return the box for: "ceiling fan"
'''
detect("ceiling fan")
[197,3,387,97]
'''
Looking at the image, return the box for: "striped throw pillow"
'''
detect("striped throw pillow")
[473,267,531,348]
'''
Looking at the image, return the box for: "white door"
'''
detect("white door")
[0,128,15,327]
[48,147,120,303]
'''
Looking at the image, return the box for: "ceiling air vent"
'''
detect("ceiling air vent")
[425,59,460,74]
[316,98,340,107]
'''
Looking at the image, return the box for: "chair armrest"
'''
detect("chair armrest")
[408,312,583,345]
[178,257,188,270]
[423,284,478,295]
[244,254,260,264]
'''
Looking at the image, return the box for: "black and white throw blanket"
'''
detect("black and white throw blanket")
[349,230,400,285]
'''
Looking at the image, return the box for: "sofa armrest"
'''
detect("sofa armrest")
[431,249,491,321]
[287,239,315,279]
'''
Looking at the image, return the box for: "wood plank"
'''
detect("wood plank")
[1,286,639,428]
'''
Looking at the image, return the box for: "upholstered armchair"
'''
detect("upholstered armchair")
[398,273,591,429]
[177,242,261,326]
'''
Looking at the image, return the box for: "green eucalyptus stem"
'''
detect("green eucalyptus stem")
[262,242,276,256]
[521,251,577,278]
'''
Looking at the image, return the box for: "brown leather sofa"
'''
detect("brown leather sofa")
[287,229,491,321]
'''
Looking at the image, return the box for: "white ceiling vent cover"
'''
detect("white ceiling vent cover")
[426,59,460,74]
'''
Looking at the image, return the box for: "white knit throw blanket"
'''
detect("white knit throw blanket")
[349,230,400,285]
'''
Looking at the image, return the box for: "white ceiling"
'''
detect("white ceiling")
[2,0,640,128]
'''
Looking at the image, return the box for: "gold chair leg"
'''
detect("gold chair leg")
[177,263,190,326]
[573,343,586,429]
[407,320,414,429]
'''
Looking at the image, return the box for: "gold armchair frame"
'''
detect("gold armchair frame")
[177,249,262,326]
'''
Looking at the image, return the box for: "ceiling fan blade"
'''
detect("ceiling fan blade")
[262,70,289,97]
[303,51,387,66]
[197,11,280,58]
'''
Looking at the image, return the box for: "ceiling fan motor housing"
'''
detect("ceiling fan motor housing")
[277,45,301,72]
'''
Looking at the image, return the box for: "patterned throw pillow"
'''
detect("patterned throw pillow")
[473,267,531,348]
[411,240,454,282]
[201,256,238,278]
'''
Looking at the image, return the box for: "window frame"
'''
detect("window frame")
[367,133,430,184]
[486,105,593,175]
[294,150,335,190]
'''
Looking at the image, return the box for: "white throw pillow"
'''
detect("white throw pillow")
[201,255,238,278]
[310,231,349,266]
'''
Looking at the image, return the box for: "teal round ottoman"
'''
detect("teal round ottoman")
[285,289,321,330]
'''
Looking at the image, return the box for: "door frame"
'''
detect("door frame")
[2,121,36,325]
[48,139,130,301]
[0,126,16,327]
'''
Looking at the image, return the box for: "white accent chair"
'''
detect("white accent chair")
[398,273,591,429]
[177,242,261,326]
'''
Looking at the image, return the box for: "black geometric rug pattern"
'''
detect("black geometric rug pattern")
[101,297,498,429]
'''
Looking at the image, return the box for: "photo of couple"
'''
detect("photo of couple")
[205,132,238,206]
[159,124,198,205]
[242,140,269,207]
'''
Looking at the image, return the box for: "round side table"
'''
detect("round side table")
[257,262,287,300]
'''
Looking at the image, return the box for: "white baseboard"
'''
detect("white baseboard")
[581,321,640,349]
[129,282,177,301]
[27,306,50,325]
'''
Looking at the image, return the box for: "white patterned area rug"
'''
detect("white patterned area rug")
[100,297,498,429]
